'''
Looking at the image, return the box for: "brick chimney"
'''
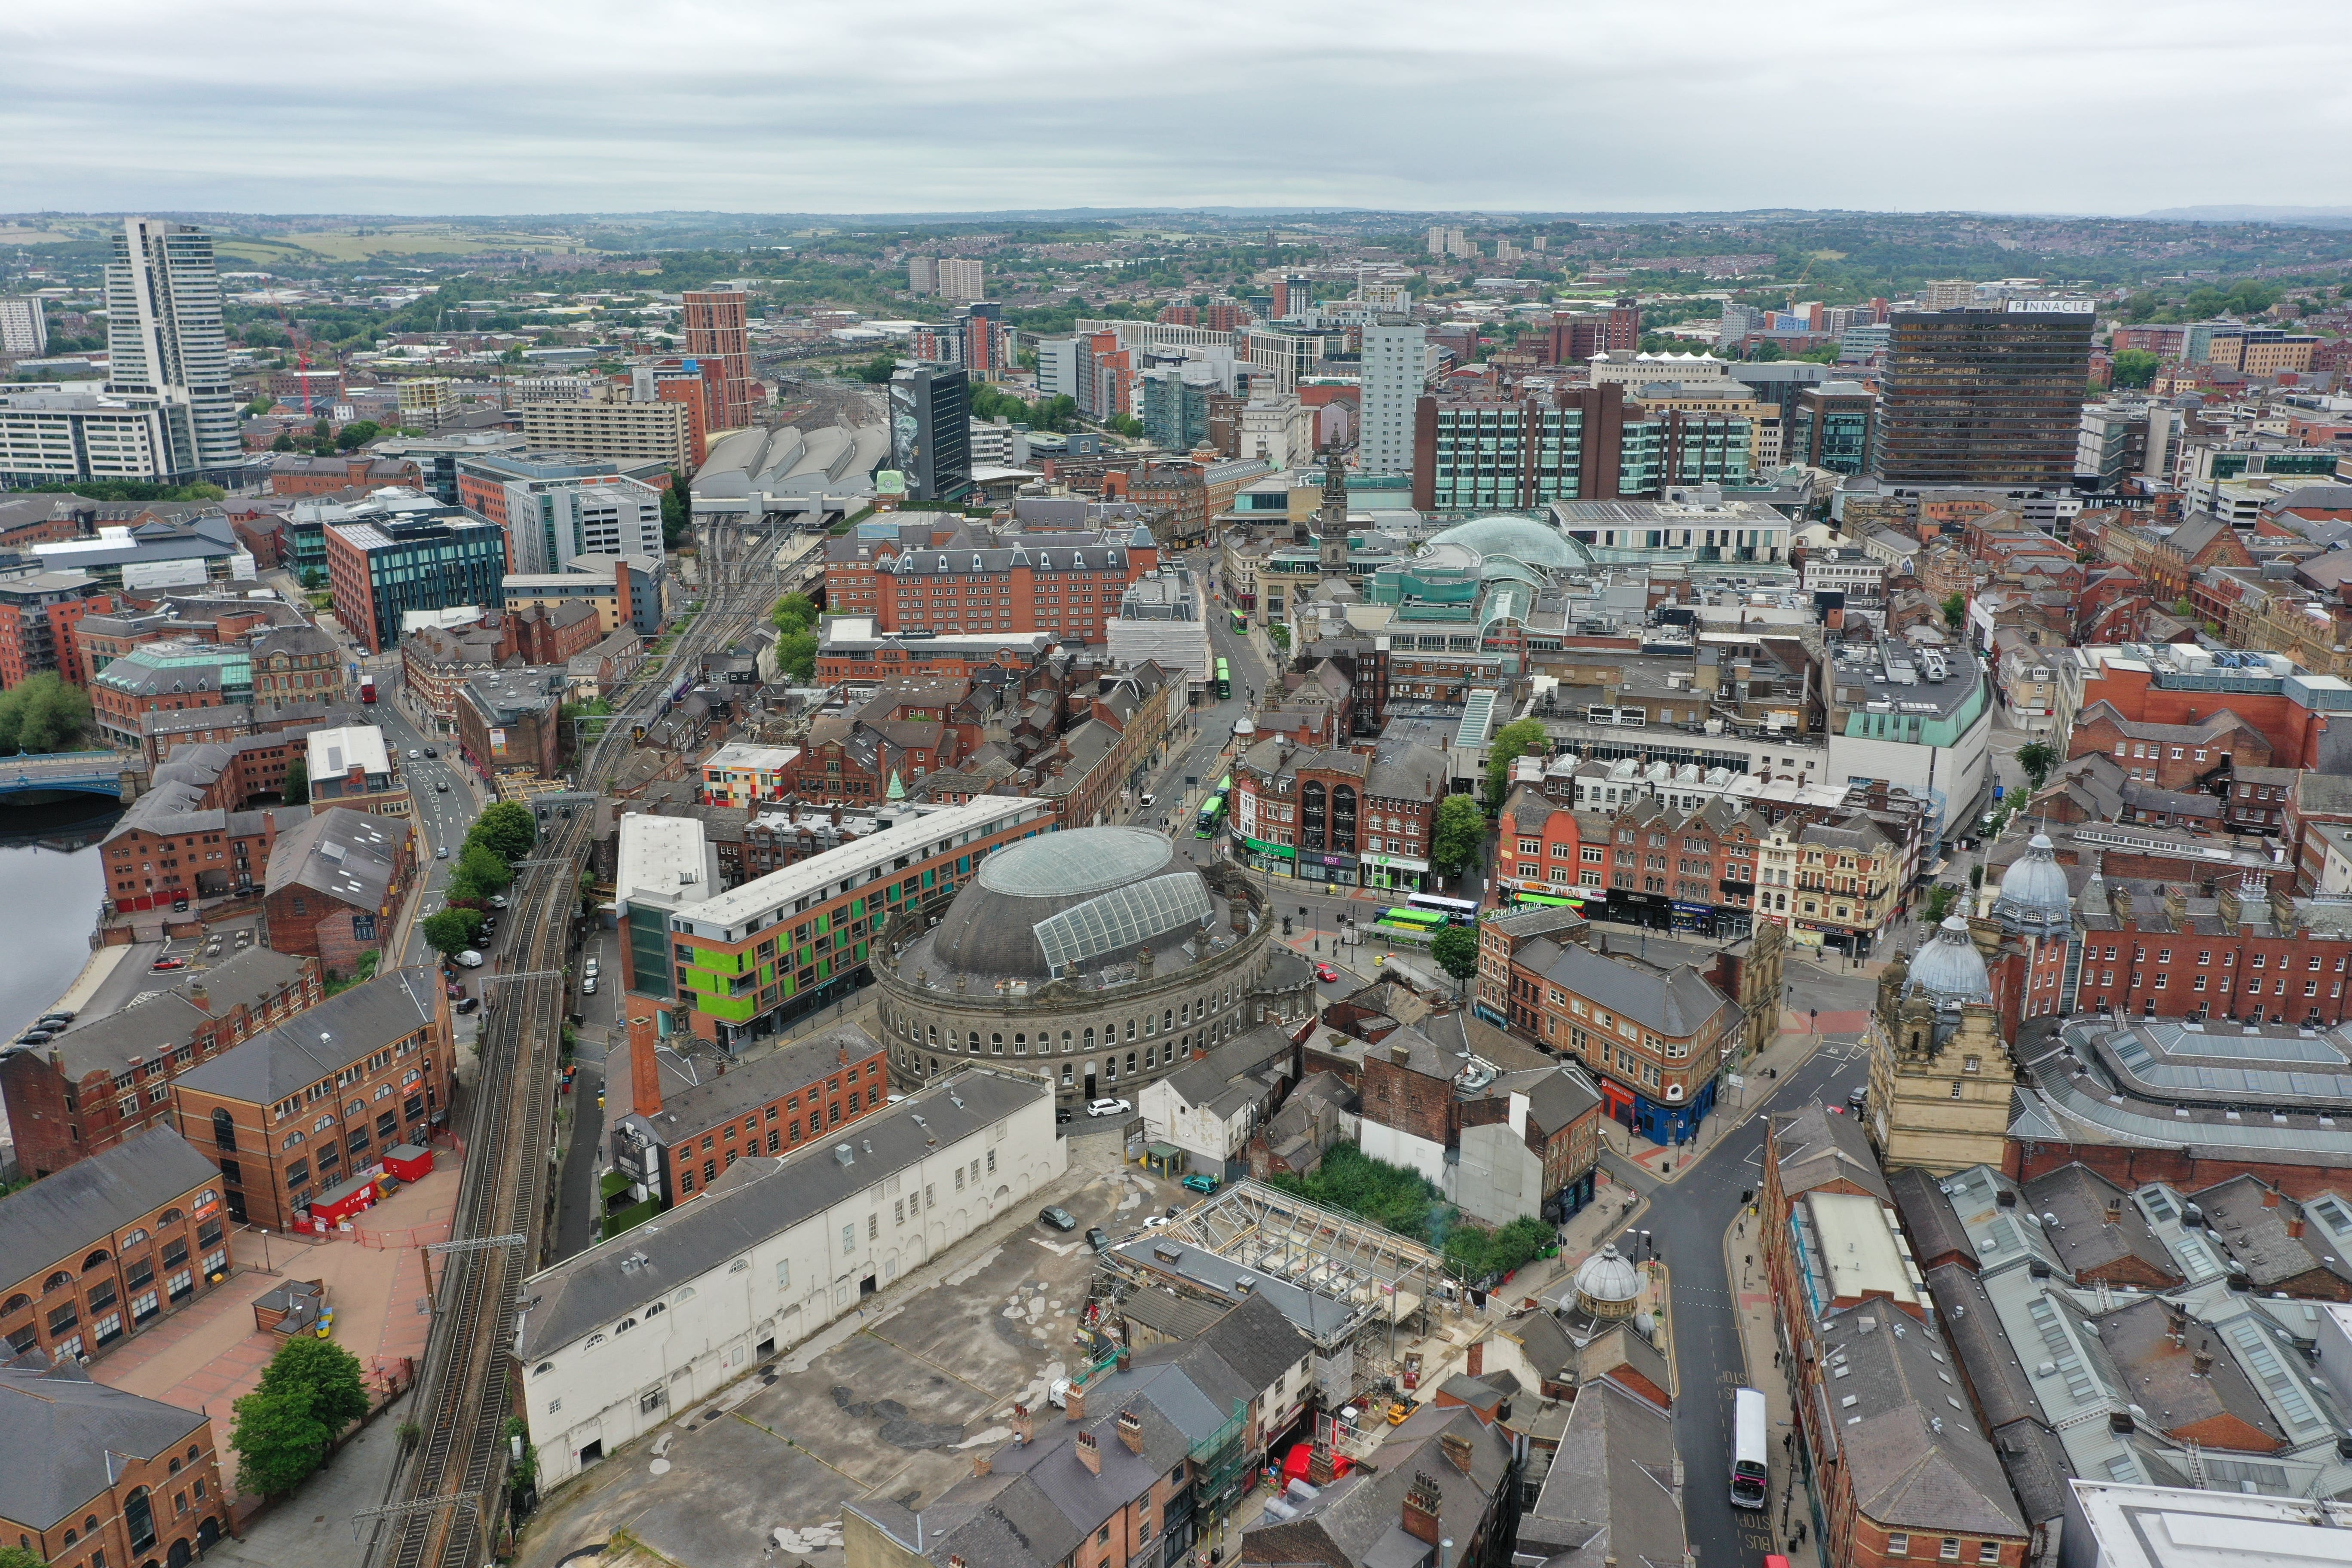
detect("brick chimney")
[1439,1430,1476,1473]
[1465,1338,1483,1377]
[186,981,210,1013]
[1401,1472,1443,1547]
[972,1450,991,1477]
[1066,1372,1087,1421]
[628,996,664,1118]
[2262,1186,2281,1208]
[1013,1402,1033,1444]
[2192,1349,2214,1378]
[1075,1429,1101,1475]
[2288,1211,2305,1239]
[262,808,279,855]
[1307,1441,1336,1486]
[1115,1343,1131,1373]
[1116,1409,1144,1454]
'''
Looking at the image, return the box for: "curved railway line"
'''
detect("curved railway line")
[361,513,801,1568]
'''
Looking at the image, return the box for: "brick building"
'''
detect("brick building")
[823,526,1158,642]
[456,666,567,781]
[2067,701,2269,790]
[0,572,112,689]
[262,808,416,980]
[0,1128,230,1367]
[607,1007,890,1206]
[1355,1028,1605,1222]
[247,623,343,707]
[0,1349,228,1568]
[0,949,320,1179]
[1502,934,1740,1143]
[507,601,605,667]
[87,640,247,748]
[2073,873,2352,1026]
[267,453,423,496]
[169,965,453,1230]
[1230,735,1449,893]
[399,616,505,727]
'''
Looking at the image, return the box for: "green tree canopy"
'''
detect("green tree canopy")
[282,756,309,803]
[1266,1144,1435,1238]
[229,1384,332,1498]
[1431,925,1480,985]
[468,801,537,861]
[1430,793,1487,877]
[851,353,897,383]
[334,420,381,451]
[2110,349,2162,389]
[1442,1215,1557,1285]
[771,591,817,634]
[257,1334,371,1433]
[1942,592,1967,631]
[0,673,93,755]
[421,908,483,957]
[1483,717,1550,807]
[775,629,818,683]
[448,843,515,902]
[660,472,690,549]
[2017,740,2057,790]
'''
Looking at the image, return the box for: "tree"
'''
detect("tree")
[775,629,818,683]
[0,673,92,754]
[300,567,324,590]
[660,472,690,550]
[1483,717,1550,808]
[1430,793,1487,878]
[230,1384,333,1498]
[1431,926,1480,989]
[257,1334,371,1434]
[272,432,296,452]
[1942,592,1967,631]
[449,843,515,902]
[421,908,482,958]
[1924,884,1958,923]
[282,757,309,804]
[771,591,817,634]
[2110,349,2162,390]
[1749,340,1784,362]
[245,396,275,416]
[2017,740,2057,790]
[311,417,332,444]
[334,419,381,451]
[468,801,537,861]
[851,352,897,384]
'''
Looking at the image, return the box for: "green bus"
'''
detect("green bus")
[1215,658,1231,699]
[1229,608,1246,632]
[1511,891,1582,910]
[1217,773,1231,794]
[1375,907,1448,933]
[1196,793,1226,838]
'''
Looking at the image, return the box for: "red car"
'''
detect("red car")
[1314,962,1340,984]
[150,956,190,971]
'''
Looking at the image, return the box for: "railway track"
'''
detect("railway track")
[361,514,795,1568]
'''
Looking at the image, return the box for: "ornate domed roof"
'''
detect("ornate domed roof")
[1992,833,2073,934]
[1424,515,1592,572]
[1573,1244,1641,1307]
[929,827,1217,981]
[1906,916,1993,1002]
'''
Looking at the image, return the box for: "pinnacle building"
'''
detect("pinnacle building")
[1868,303,2094,488]
[104,218,241,479]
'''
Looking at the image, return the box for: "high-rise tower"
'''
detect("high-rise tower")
[682,289,755,433]
[105,218,238,477]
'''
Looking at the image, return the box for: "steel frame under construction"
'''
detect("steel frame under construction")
[1110,1179,1443,1352]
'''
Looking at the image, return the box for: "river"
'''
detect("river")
[0,799,116,1034]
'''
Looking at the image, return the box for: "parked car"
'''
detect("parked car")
[15,1030,53,1045]
[435,846,449,860]
[234,931,251,948]
[455,949,485,968]
[488,895,508,909]
[583,956,600,976]
[1847,1086,1869,1111]
[1180,1173,1220,1196]
[1086,1097,1132,1118]
[38,1011,74,1027]
[455,996,480,1014]
[580,976,597,995]
[1314,962,1340,983]
[1084,1227,1111,1252]
[1142,1214,1170,1229]
[150,956,189,971]
[1038,1205,1077,1232]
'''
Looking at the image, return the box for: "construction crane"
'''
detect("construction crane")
[267,300,319,417]
[1785,256,1816,316]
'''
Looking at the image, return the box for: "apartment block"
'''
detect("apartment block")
[518,395,694,472]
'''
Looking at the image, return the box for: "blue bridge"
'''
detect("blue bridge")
[0,751,134,804]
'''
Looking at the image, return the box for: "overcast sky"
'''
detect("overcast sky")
[6,1,2348,218]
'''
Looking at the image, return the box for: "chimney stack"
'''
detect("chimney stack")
[1308,1441,1337,1487]
[1075,1429,1101,1475]
[2103,1199,2122,1226]
[1013,1402,1033,1444]
[1465,1338,1484,1377]
[1066,1373,1088,1421]
[1439,1430,1476,1472]
[1116,1344,1132,1373]
[2288,1212,2305,1239]
[1401,1473,1443,1547]
[1116,1409,1145,1454]
[2263,1186,2281,1208]
[972,1450,992,1478]
[628,996,665,1118]
[186,981,210,1013]
[2192,1349,2214,1378]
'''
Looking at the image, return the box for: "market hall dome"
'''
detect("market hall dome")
[927,826,1216,982]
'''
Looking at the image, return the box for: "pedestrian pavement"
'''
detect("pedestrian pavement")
[1724,1207,1825,1568]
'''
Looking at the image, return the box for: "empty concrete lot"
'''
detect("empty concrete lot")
[518,1137,1179,1568]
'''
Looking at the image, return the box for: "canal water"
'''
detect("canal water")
[0,799,117,1034]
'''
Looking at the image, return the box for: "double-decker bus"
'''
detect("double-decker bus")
[1215,658,1231,699]
[1196,793,1226,838]
[1406,891,1481,925]
[1375,907,1449,934]
[1730,1387,1768,1509]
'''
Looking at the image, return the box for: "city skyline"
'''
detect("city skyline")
[6,1,2349,214]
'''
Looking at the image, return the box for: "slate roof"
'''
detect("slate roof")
[264,807,405,911]
[622,1023,881,1145]
[1822,1307,2027,1539]
[2190,1175,2352,1292]
[1240,1402,1516,1568]
[519,1069,1047,1359]
[2089,1294,2285,1449]
[0,1128,219,1278]
[1771,1103,1892,1204]
[1118,1288,1225,1342]
[0,1355,213,1531]
[1531,942,1739,1042]
[172,965,437,1106]
[2024,1164,2181,1286]
[1516,1377,1685,1568]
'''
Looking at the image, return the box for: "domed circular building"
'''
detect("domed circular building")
[1991,833,2073,937]
[1905,915,1994,1003]
[872,827,1311,1116]
[1572,1244,1642,1321]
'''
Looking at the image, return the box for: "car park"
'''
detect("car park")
[1086,1097,1131,1118]
[1038,1206,1077,1232]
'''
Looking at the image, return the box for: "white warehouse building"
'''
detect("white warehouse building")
[515,1067,1062,1485]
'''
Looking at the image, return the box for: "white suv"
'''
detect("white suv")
[1086,1097,1132,1118]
